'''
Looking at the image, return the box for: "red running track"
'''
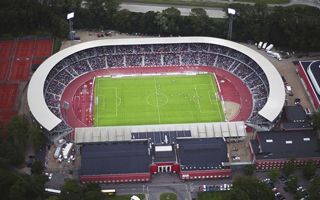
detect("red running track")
[60,66,253,128]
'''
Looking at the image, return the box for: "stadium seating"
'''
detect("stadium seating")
[43,43,270,134]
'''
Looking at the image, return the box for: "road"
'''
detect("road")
[99,174,233,200]
[120,2,226,18]
[120,0,320,19]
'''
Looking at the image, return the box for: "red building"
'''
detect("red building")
[297,60,320,110]
[250,131,320,170]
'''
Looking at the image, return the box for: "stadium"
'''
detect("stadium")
[27,36,285,182]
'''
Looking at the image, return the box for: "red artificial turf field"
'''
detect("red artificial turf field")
[0,60,10,80]
[0,84,18,109]
[0,41,14,58]
[9,59,31,80]
[15,40,35,58]
[0,111,17,124]
[34,39,53,57]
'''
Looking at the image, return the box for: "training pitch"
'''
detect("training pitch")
[93,74,225,126]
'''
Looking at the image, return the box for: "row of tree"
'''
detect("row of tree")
[241,159,320,200]
[0,116,45,167]
[1,0,320,51]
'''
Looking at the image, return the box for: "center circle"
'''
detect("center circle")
[147,93,168,107]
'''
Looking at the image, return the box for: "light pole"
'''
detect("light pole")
[227,8,236,41]
[67,12,75,40]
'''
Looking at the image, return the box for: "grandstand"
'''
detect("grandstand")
[28,37,285,137]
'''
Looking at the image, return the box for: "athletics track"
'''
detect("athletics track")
[60,66,253,129]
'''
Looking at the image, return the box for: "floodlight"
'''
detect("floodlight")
[227,8,236,15]
[67,12,74,20]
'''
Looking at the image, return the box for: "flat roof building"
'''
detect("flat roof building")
[80,135,231,183]
[250,131,320,170]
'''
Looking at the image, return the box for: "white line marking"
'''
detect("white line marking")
[153,77,161,124]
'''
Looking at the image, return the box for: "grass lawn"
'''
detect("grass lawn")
[94,74,224,126]
[198,192,230,200]
[160,192,177,200]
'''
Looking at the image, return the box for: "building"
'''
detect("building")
[177,138,231,180]
[79,133,231,183]
[298,60,320,110]
[250,131,320,170]
[80,141,152,183]
[280,106,312,131]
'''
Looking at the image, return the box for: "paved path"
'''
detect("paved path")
[121,0,320,19]
[120,2,226,18]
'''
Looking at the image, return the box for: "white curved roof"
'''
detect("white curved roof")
[27,36,285,131]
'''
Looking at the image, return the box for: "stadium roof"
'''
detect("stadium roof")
[28,37,285,131]
[74,121,247,143]
[178,138,228,171]
[80,140,151,175]
[251,131,320,160]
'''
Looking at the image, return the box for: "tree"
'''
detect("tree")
[60,180,83,200]
[302,160,317,180]
[226,188,250,200]
[46,196,59,200]
[28,125,45,151]
[190,8,209,35]
[31,160,44,175]
[243,164,255,176]
[84,191,105,200]
[308,176,320,200]
[267,169,280,183]
[9,178,28,200]
[311,111,320,130]
[283,160,295,176]
[287,175,298,193]
[232,176,274,200]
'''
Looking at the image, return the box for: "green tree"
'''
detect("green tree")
[190,8,209,35]
[84,191,105,200]
[60,180,83,200]
[28,125,45,151]
[283,160,295,176]
[311,111,320,130]
[9,178,28,200]
[287,175,298,193]
[232,176,274,200]
[267,169,280,183]
[46,196,59,200]
[226,188,250,200]
[31,160,44,175]
[302,160,317,180]
[308,176,320,200]
[243,164,255,176]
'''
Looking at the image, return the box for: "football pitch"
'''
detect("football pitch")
[93,74,225,126]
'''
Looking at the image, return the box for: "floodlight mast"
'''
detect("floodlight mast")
[227,8,236,41]
[67,12,75,40]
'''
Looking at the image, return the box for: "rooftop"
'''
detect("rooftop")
[300,60,320,102]
[285,106,307,122]
[252,131,320,160]
[80,141,151,175]
[177,138,228,171]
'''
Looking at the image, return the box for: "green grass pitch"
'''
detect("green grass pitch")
[93,74,225,126]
